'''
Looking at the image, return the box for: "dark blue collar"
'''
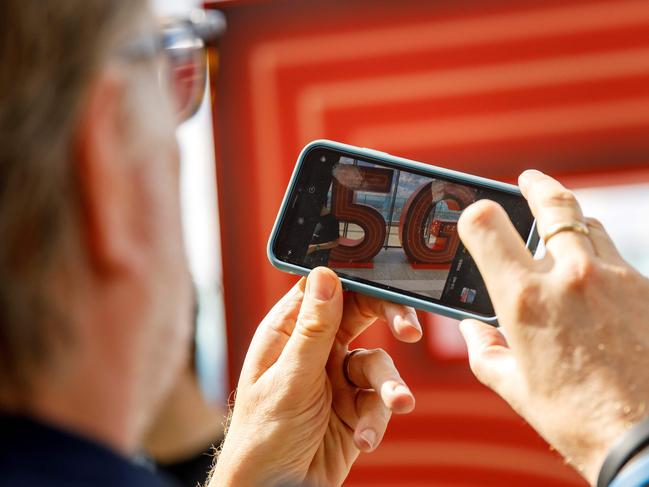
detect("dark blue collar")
[0,412,174,487]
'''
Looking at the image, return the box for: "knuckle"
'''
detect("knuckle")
[608,263,634,284]
[538,187,578,208]
[295,322,326,341]
[585,217,604,231]
[557,257,597,292]
[296,308,331,339]
[367,348,395,368]
[352,292,380,321]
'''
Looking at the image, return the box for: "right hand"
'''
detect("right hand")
[457,170,649,485]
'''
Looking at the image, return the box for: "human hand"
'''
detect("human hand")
[457,170,649,485]
[210,267,421,487]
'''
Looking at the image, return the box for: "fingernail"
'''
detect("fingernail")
[307,269,337,301]
[406,311,422,333]
[396,314,422,339]
[359,429,376,450]
[392,383,409,395]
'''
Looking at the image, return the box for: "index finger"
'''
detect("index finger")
[518,170,594,257]
[458,199,534,304]
[337,293,422,345]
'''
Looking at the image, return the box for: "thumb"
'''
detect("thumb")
[459,319,520,401]
[278,267,343,378]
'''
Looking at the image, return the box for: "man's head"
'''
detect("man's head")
[0,0,193,449]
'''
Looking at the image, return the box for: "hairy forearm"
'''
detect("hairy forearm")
[205,405,282,487]
[207,434,288,487]
[205,405,235,487]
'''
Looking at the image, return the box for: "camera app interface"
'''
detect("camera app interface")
[274,149,534,316]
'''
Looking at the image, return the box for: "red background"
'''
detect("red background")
[206,0,649,484]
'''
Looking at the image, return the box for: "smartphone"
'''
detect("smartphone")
[267,140,538,324]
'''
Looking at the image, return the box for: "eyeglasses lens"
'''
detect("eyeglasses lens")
[164,25,208,123]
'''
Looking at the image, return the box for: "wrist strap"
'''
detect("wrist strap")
[598,416,649,487]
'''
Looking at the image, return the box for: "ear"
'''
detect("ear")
[73,69,141,276]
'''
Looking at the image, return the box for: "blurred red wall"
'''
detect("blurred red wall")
[206,0,649,484]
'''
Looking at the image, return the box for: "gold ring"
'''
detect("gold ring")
[542,221,590,245]
[343,349,365,388]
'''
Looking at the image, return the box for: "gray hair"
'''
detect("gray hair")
[0,0,145,395]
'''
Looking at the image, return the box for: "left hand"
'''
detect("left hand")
[210,267,421,487]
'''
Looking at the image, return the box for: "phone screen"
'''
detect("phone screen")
[273,147,535,317]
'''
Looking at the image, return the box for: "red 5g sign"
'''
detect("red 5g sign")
[330,166,475,265]
[330,166,394,263]
[400,181,476,265]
